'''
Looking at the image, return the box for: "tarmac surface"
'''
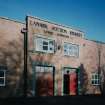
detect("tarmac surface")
[0,95,105,105]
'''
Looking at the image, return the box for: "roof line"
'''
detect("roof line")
[0,16,25,24]
[91,40,105,45]
[27,15,85,33]
[85,38,105,44]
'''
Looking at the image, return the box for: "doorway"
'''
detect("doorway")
[35,66,54,96]
[63,67,78,95]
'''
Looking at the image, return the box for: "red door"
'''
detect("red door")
[69,72,77,95]
[63,69,77,95]
[35,66,54,96]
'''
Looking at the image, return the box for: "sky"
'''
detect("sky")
[0,0,105,42]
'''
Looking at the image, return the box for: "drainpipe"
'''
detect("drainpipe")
[21,16,28,97]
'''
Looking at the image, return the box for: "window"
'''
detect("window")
[91,73,100,85]
[35,66,53,73]
[35,37,54,53]
[64,43,79,57]
[43,41,48,51]
[0,70,5,86]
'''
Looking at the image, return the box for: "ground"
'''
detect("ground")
[0,96,105,105]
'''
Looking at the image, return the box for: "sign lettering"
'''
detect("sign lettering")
[29,20,83,38]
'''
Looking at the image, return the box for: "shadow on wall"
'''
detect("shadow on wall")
[0,39,24,97]
[27,53,54,97]
[79,64,88,95]
[100,65,105,94]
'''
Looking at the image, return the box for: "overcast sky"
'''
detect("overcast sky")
[0,0,105,42]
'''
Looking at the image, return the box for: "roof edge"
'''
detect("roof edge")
[0,16,25,25]
[85,38,105,45]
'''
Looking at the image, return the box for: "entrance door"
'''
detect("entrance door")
[69,72,77,95]
[63,68,77,95]
[35,66,54,96]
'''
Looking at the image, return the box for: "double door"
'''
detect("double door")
[35,66,54,96]
[63,68,77,95]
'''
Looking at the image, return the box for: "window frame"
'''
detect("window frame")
[0,70,6,86]
[35,36,55,53]
[91,73,100,86]
[63,42,79,58]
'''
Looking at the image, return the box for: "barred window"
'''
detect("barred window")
[0,70,6,86]
[91,73,100,85]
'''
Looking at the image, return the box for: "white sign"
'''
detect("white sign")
[28,16,84,38]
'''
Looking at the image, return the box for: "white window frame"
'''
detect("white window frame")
[35,66,53,73]
[91,73,100,86]
[0,70,6,86]
[64,42,79,57]
[35,37,55,53]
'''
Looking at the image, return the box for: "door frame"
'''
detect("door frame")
[32,62,55,96]
[62,66,79,96]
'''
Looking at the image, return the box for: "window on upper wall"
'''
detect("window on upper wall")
[35,37,54,53]
[91,73,100,86]
[64,43,79,57]
[0,70,6,86]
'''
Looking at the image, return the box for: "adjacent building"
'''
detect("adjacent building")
[0,16,105,97]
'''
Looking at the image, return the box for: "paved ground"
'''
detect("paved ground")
[0,95,105,105]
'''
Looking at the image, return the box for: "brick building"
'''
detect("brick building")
[0,16,105,97]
